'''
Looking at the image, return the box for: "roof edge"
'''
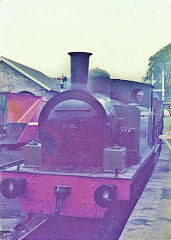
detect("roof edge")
[111,78,154,88]
[0,56,51,91]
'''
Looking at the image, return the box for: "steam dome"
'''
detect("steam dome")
[88,68,111,97]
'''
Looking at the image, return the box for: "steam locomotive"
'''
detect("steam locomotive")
[0,52,163,240]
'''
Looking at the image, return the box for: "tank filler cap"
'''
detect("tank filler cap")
[112,145,122,149]
[28,140,38,145]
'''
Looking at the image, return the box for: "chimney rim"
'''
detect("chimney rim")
[68,52,92,56]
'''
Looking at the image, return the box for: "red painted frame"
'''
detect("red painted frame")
[1,171,130,218]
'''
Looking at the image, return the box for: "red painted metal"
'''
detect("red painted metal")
[6,93,42,123]
[5,93,43,144]
[1,171,130,219]
[17,98,45,144]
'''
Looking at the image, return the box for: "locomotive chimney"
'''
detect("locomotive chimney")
[68,52,92,90]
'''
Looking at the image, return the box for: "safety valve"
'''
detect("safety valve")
[1,177,26,199]
[94,184,117,208]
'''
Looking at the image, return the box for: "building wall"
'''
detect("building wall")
[0,61,56,100]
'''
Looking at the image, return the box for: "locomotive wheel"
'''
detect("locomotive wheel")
[99,201,130,240]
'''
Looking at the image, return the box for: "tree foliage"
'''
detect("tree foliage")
[144,43,171,101]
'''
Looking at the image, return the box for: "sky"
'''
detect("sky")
[0,0,171,81]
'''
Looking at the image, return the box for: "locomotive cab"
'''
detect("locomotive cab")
[110,79,154,164]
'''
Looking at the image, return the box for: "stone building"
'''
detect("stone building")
[0,56,66,100]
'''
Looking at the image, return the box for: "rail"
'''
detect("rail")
[159,134,171,151]
[0,159,24,170]
[18,218,48,240]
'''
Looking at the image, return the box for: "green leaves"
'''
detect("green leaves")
[144,43,171,101]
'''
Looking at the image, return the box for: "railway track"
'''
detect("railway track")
[18,218,48,240]
[17,200,131,240]
[18,216,101,240]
